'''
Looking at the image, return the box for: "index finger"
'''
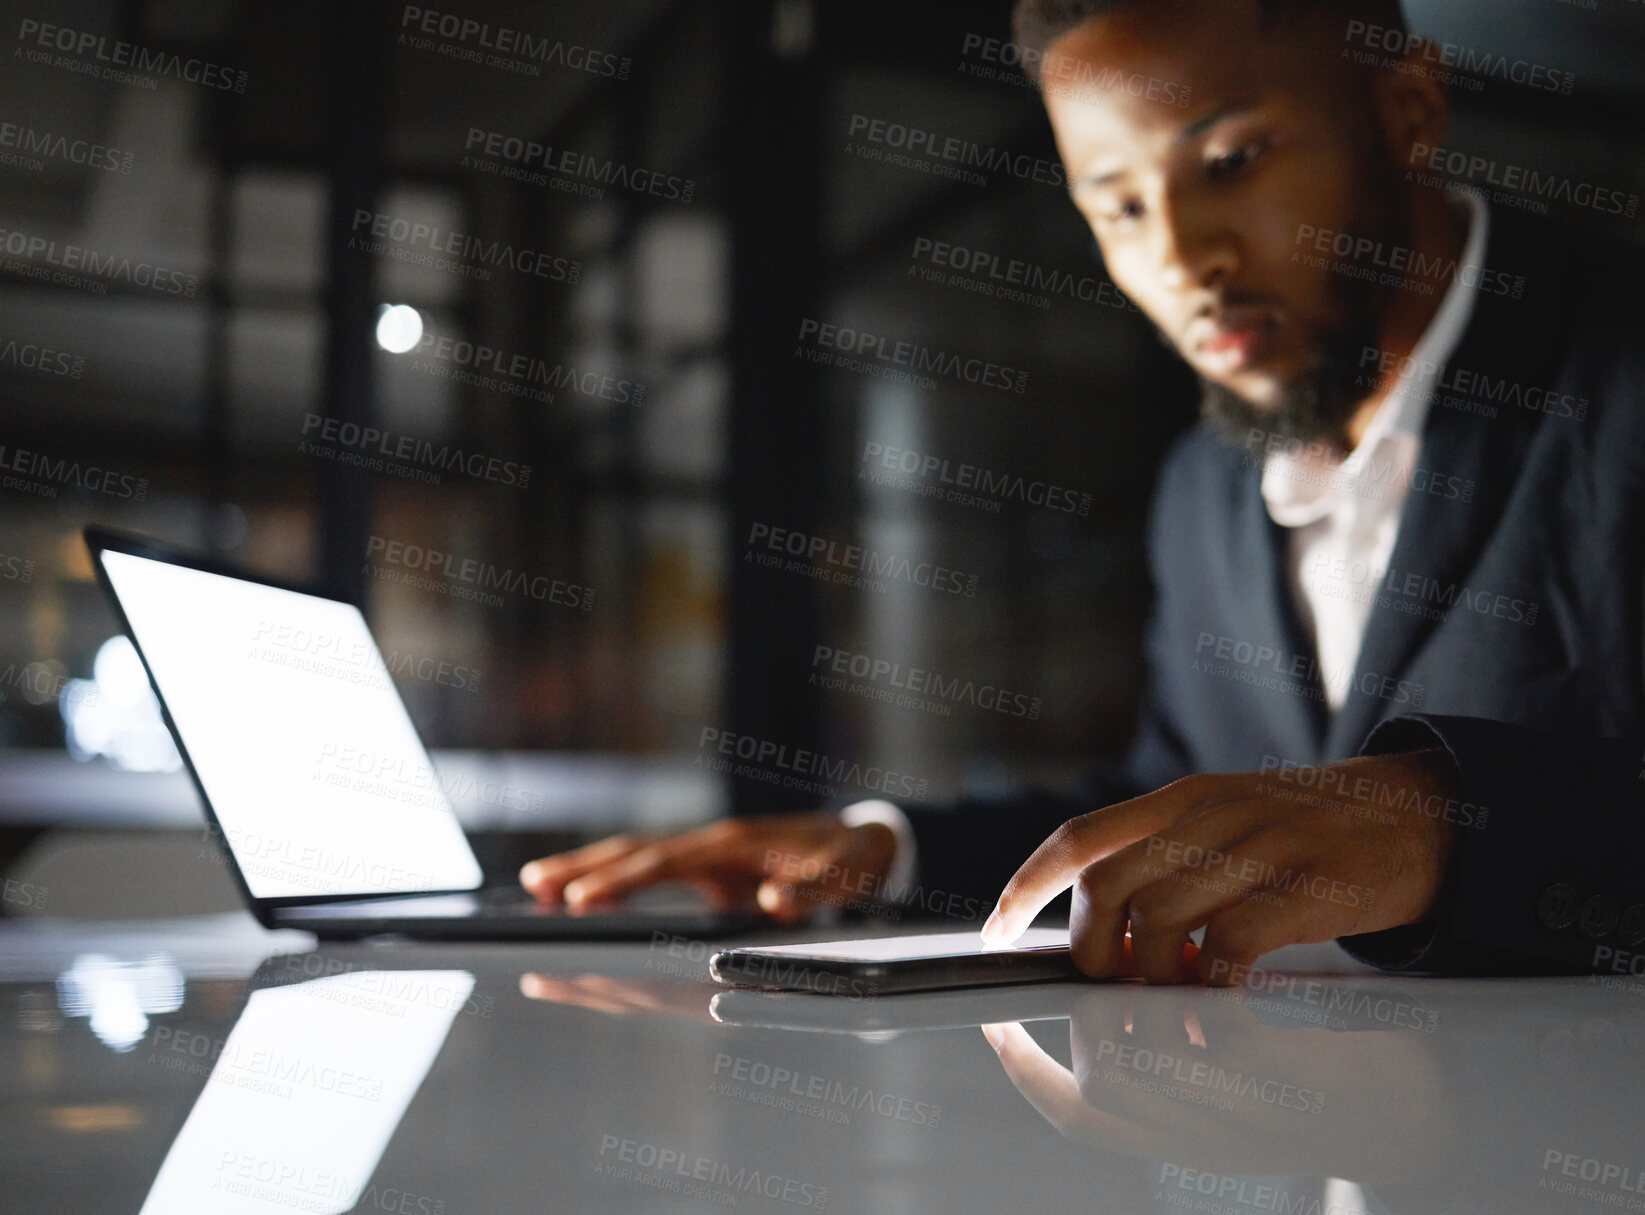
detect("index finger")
[563,830,767,906]
[520,833,651,901]
[981,776,1221,946]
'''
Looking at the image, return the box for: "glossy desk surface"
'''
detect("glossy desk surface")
[3,914,1642,1214]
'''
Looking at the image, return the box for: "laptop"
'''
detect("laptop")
[85,525,760,940]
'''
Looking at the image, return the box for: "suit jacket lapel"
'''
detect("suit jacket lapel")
[1324,214,1572,756]
[1234,467,1333,762]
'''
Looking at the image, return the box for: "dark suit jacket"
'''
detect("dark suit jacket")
[904,206,1645,975]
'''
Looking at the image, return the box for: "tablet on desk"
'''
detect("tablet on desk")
[709,928,1079,996]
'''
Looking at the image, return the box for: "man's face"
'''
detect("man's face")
[1043,0,1410,446]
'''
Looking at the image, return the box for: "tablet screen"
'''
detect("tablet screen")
[735,927,1071,962]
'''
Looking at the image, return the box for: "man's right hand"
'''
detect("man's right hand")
[518,810,898,922]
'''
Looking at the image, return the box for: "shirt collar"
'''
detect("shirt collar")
[1260,188,1491,528]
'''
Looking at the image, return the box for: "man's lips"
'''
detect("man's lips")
[1188,309,1280,375]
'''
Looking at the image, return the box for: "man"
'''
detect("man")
[521,0,1645,984]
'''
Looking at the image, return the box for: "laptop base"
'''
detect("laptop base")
[270,891,764,941]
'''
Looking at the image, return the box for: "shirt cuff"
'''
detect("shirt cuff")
[839,799,918,898]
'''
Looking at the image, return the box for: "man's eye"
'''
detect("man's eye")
[1208,137,1269,179]
[1103,198,1145,225]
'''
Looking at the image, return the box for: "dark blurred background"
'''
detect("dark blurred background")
[2,0,1642,914]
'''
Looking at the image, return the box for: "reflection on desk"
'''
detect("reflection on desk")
[3,917,1644,1214]
[141,969,474,1214]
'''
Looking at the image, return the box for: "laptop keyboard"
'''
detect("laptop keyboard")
[474,892,565,916]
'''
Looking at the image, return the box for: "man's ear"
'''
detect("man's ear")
[1372,38,1450,172]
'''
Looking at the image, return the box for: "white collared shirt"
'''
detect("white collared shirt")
[1261,190,1490,710]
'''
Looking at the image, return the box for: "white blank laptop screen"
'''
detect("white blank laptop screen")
[100,549,483,899]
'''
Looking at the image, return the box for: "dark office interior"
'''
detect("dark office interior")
[4,1,1645,1207]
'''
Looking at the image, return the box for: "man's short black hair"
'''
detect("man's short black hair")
[1011,0,1408,75]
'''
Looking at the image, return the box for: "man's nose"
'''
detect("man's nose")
[1156,190,1238,294]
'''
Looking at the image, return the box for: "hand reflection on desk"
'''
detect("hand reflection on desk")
[981,982,1459,1184]
[518,972,720,1023]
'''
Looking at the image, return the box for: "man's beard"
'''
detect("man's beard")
[1197,161,1413,455]
[1196,281,1383,454]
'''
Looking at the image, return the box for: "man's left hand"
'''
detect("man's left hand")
[980,748,1465,983]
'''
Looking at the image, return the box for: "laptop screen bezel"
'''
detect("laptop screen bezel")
[83,525,486,924]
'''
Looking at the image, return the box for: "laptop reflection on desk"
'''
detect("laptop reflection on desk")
[139,968,472,1215]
